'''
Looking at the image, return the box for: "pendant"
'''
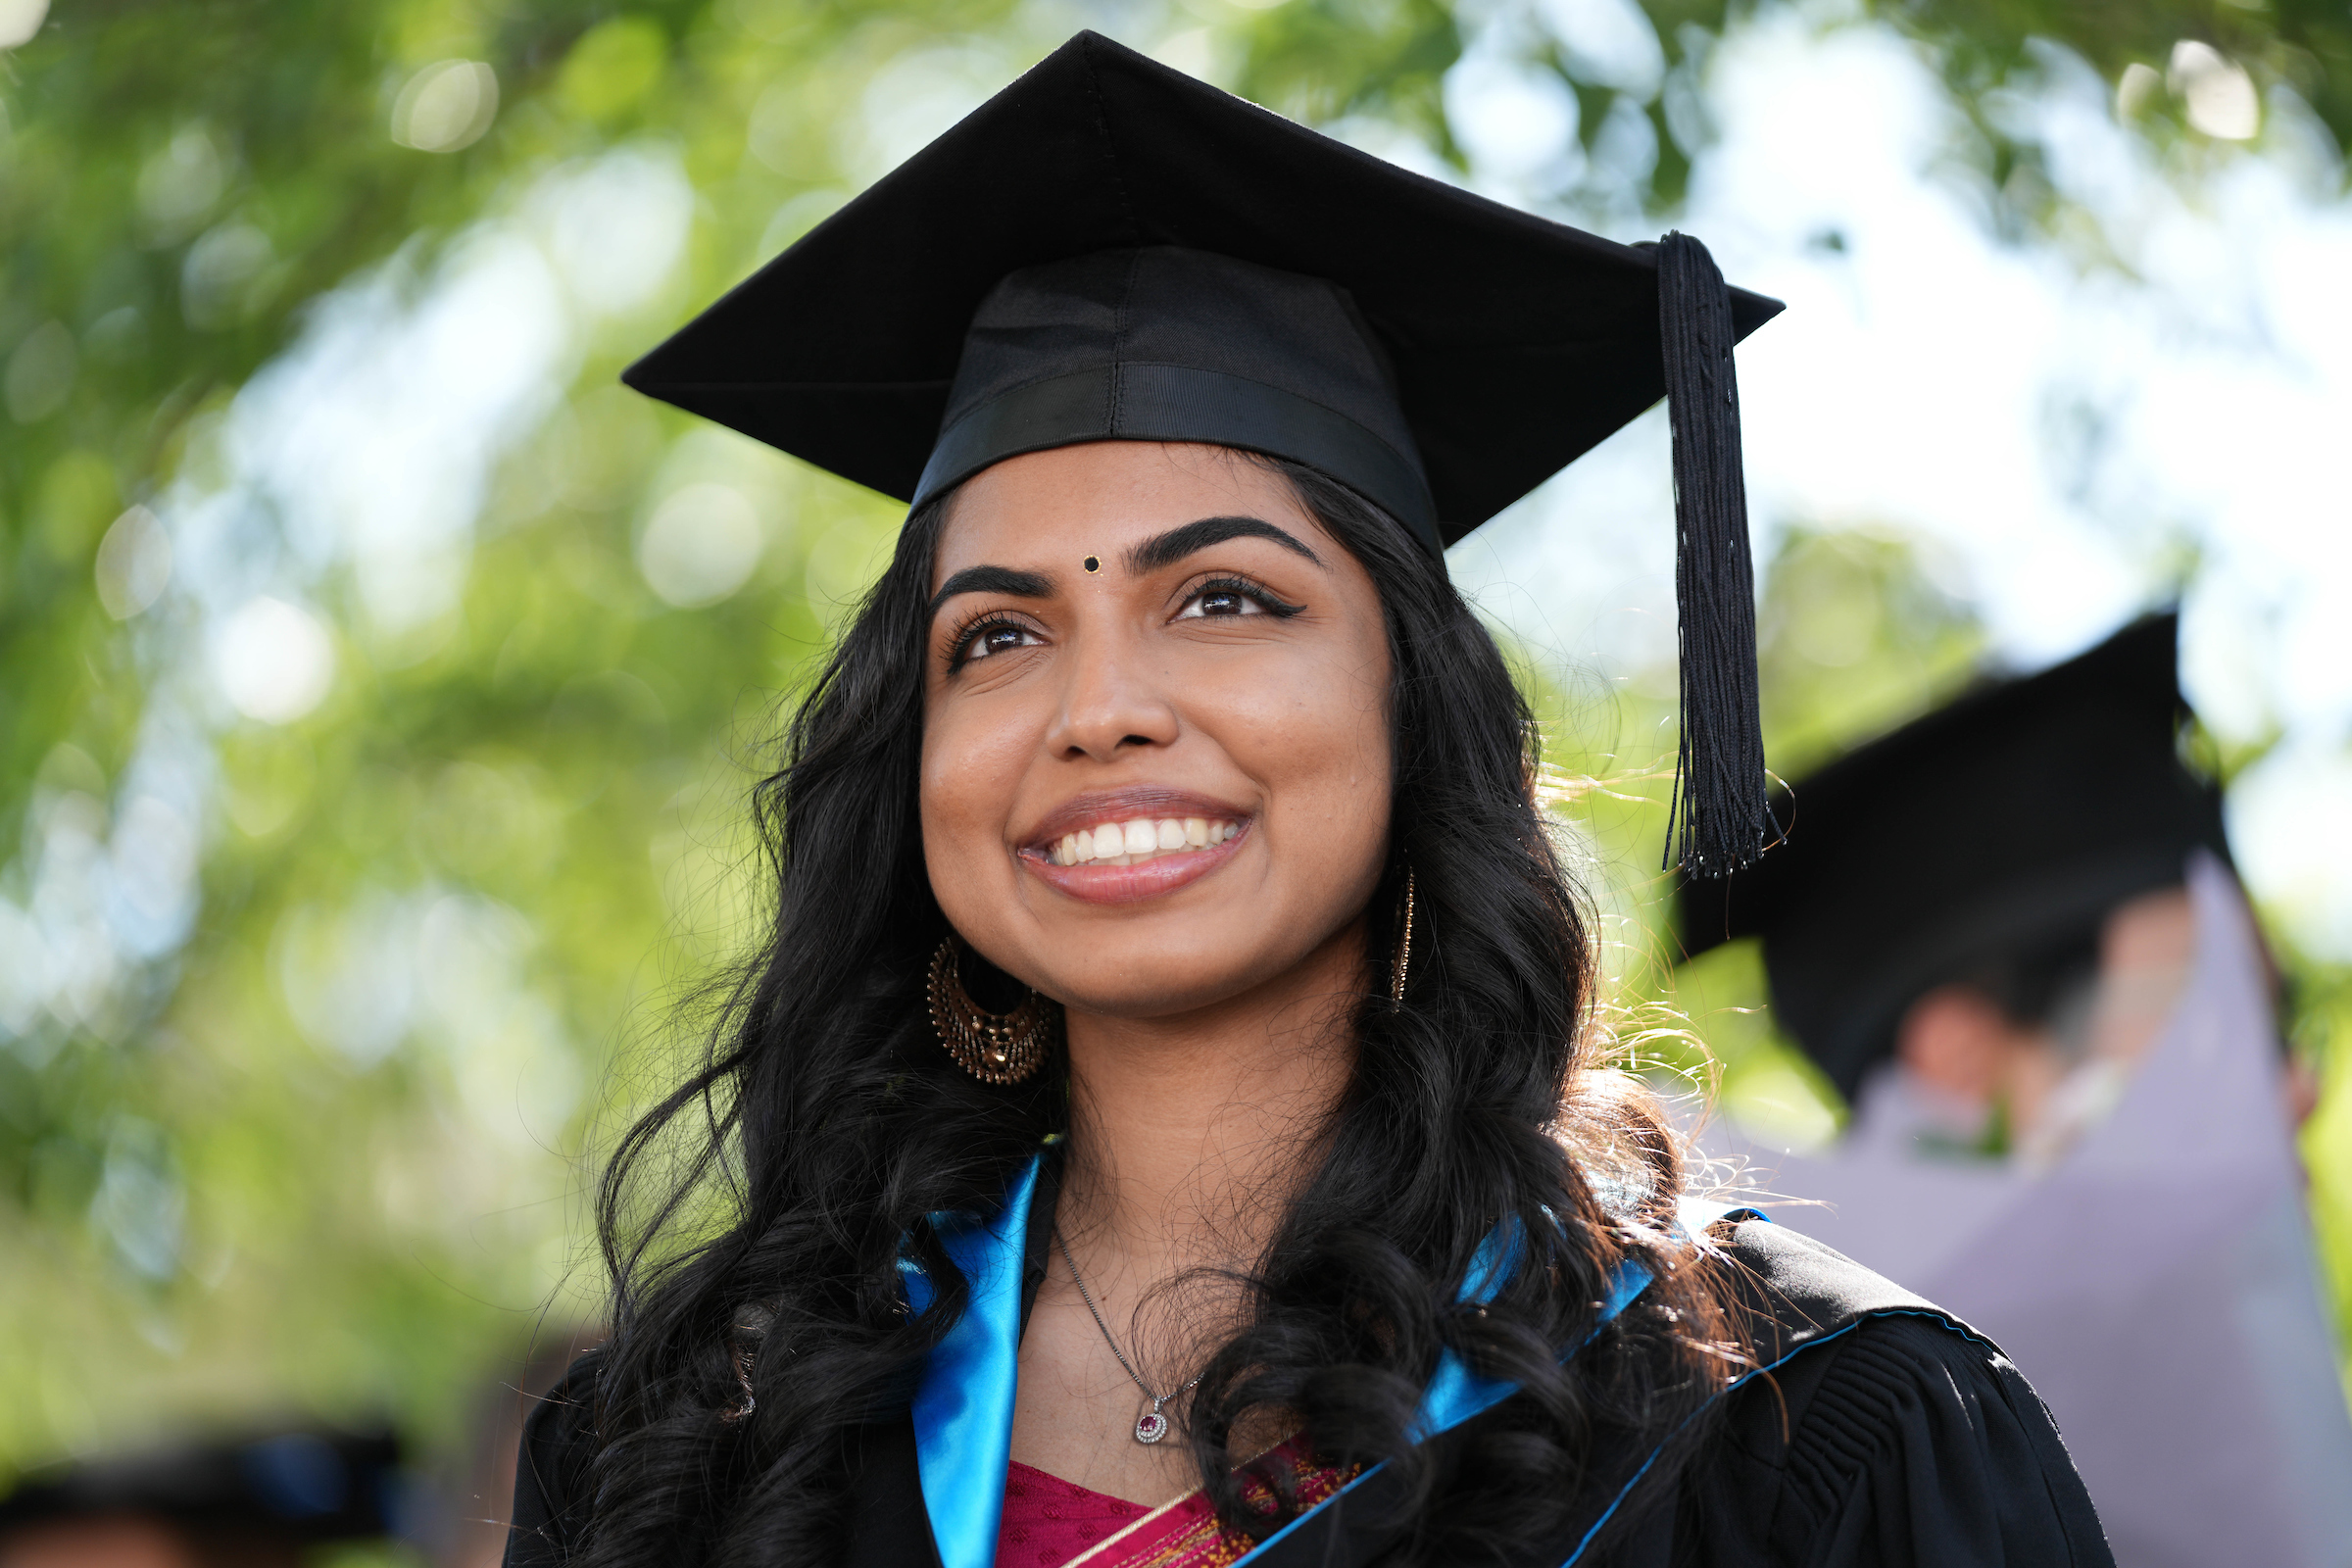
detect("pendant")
[1134,1408,1169,1445]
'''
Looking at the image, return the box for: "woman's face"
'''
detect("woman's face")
[920,441,1394,1020]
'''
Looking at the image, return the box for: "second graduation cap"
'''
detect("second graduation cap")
[626,30,1784,874]
[1677,612,2232,1101]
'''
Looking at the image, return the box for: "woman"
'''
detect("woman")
[508,33,2110,1568]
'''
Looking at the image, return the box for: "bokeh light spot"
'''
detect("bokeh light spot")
[95,506,172,619]
[213,596,335,724]
[134,126,225,245]
[638,481,762,608]
[181,221,277,329]
[391,60,499,153]
[0,0,47,50]
[2169,41,2259,141]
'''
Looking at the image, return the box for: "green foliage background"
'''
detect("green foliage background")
[4,0,2347,1527]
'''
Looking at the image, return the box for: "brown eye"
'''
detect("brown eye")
[1194,589,1250,617]
[959,620,1041,663]
[1174,577,1300,621]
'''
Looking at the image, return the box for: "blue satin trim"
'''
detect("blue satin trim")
[1241,1199,1756,1567]
[905,1153,1041,1568]
[1409,1240,1655,1442]
[903,1157,1747,1568]
[1241,1240,1664,1566]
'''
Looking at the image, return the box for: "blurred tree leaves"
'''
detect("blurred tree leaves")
[0,0,1045,1482]
[1756,526,1984,779]
[1234,0,2344,219]
[1228,0,1466,152]
[1886,0,2352,194]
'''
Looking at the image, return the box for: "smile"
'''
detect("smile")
[1044,816,1242,866]
[1020,792,1253,906]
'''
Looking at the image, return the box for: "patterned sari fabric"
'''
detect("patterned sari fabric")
[995,1437,1355,1568]
[995,1463,1149,1568]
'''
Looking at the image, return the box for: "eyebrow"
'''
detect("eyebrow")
[927,564,1053,621]
[1126,515,1322,574]
[924,515,1322,622]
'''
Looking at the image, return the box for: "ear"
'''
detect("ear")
[1895,984,2027,1104]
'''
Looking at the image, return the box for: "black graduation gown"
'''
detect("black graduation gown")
[507,1196,2111,1568]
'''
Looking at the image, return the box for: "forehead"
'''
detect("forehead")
[930,441,1324,580]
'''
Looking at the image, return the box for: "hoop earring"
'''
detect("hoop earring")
[1390,868,1417,1004]
[928,937,1056,1085]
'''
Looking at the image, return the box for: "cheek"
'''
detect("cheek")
[1208,639,1393,867]
[918,699,1039,879]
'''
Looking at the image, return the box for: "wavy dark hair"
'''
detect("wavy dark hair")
[575,455,1740,1568]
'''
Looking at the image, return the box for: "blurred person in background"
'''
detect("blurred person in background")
[1680,612,2352,1568]
[0,1429,402,1568]
[503,33,2109,1568]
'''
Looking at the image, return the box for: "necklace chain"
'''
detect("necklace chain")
[1054,1227,1201,1445]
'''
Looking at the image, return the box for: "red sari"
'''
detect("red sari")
[995,1437,1354,1568]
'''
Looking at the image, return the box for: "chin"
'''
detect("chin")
[1035,936,1337,1023]
[1045,968,1257,1020]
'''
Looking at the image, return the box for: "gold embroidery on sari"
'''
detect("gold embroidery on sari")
[1059,1436,1355,1568]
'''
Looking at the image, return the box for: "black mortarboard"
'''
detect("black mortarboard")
[0,1427,406,1544]
[624,31,1784,875]
[1677,612,2231,1101]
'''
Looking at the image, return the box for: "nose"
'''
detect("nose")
[1045,630,1179,763]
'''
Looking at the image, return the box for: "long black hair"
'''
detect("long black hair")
[575,455,1739,1568]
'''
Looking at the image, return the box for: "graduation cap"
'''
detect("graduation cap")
[0,1426,407,1547]
[1677,612,2232,1102]
[624,30,1784,876]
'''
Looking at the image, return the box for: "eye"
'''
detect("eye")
[951,616,1043,668]
[1174,576,1301,621]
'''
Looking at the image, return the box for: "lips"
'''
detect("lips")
[1018,788,1252,905]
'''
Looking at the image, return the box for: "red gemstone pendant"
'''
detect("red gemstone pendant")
[1134,1410,1169,1445]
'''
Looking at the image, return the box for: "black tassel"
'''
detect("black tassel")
[1657,232,1771,878]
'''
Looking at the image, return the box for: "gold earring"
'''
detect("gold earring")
[928,937,1056,1085]
[1390,869,1416,1004]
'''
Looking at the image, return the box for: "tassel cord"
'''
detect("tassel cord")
[1657,233,1772,878]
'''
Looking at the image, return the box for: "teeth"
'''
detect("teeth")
[1048,816,1241,866]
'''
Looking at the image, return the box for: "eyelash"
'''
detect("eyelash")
[945,611,1039,671]
[944,575,1304,670]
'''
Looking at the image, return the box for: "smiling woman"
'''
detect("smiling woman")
[503,31,2111,1568]
[921,448,1393,1002]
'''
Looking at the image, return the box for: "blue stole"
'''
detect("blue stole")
[898,1154,1044,1568]
[900,1153,1732,1568]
